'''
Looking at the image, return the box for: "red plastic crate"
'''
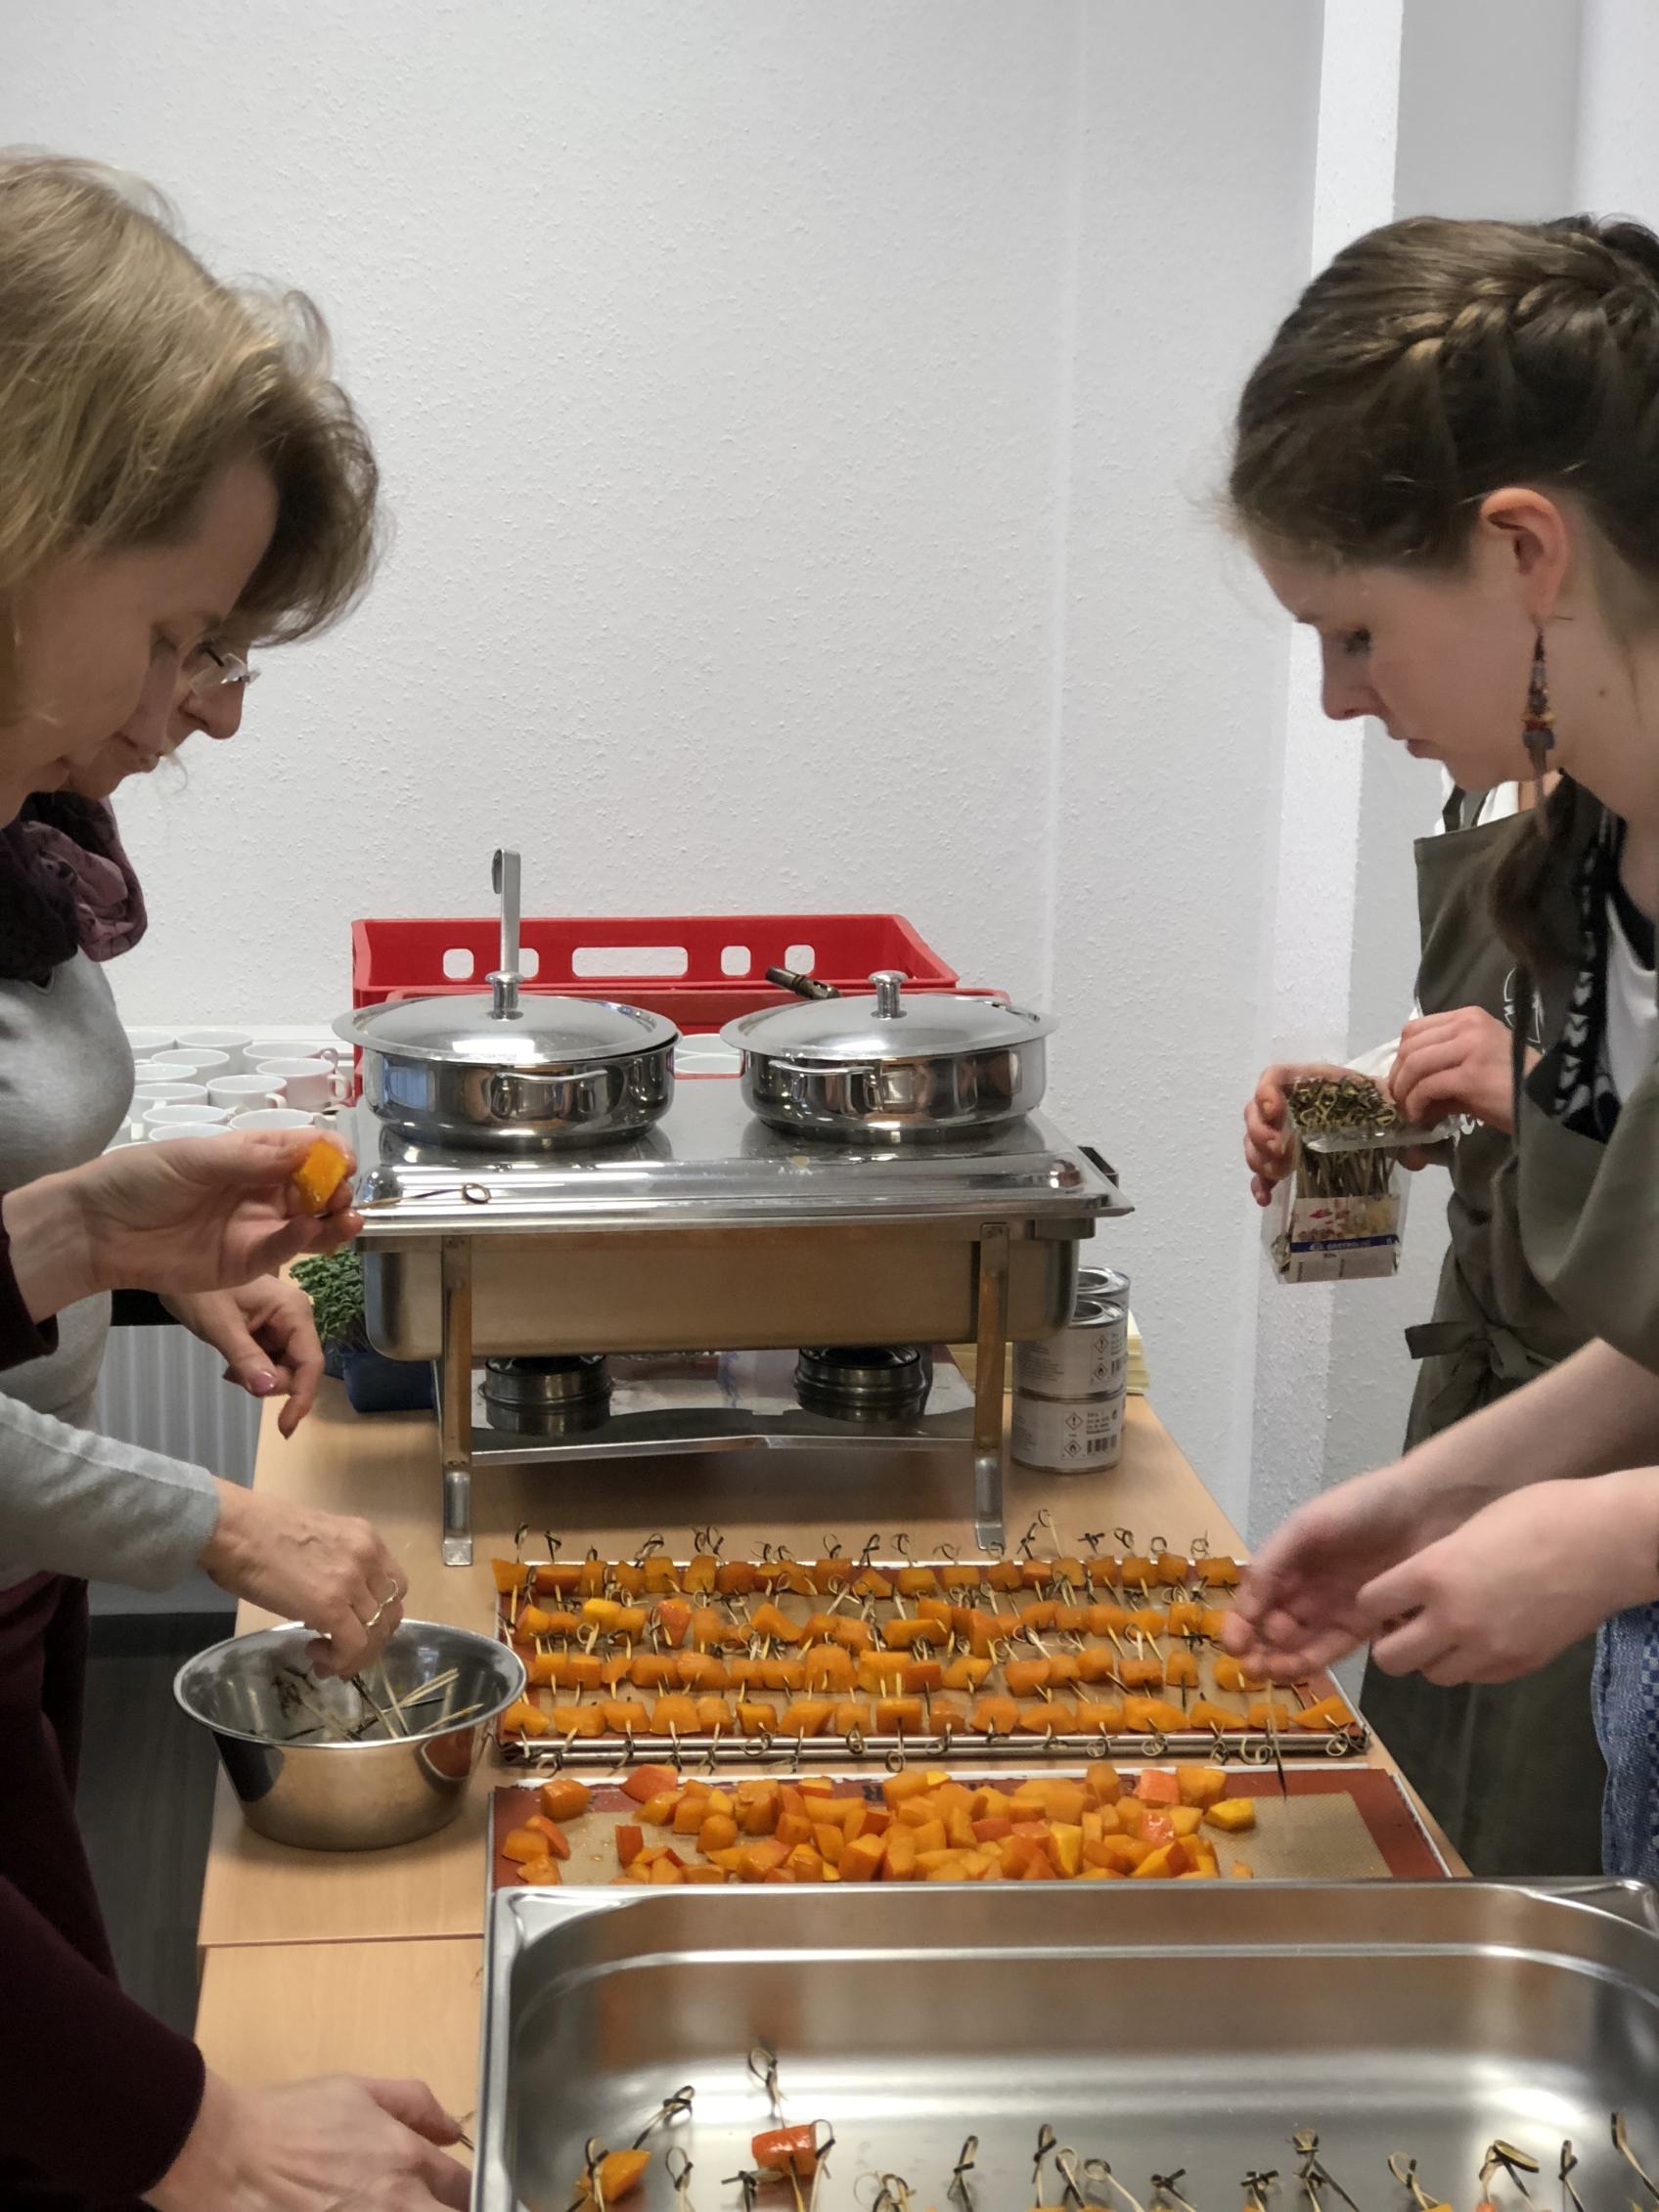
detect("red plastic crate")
[351,912,960,1033]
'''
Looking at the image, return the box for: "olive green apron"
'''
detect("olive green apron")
[1359,789,1605,1877]
[1507,826,1659,1876]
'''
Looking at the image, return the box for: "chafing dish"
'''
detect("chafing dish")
[350,1082,1126,1562]
[336,852,678,1150]
[475,1880,1659,2211]
[723,969,1053,1140]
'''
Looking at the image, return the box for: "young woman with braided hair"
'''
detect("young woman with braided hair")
[1222,213,1659,1877]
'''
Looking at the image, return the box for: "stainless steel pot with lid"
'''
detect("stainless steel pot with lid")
[722,969,1054,1140]
[336,850,678,1150]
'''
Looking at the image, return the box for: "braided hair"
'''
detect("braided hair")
[1230,214,1659,965]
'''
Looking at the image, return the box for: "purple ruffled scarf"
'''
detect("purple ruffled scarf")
[0,794,147,985]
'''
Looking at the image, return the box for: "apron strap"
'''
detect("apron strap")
[1405,1315,1548,1386]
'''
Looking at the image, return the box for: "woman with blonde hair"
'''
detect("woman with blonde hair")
[1224,211,1659,1885]
[0,155,467,2211]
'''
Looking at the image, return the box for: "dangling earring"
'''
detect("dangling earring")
[1522,629,1554,803]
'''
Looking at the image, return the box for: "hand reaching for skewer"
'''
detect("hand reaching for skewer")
[1224,1458,1502,1681]
[198,1485,407,1677]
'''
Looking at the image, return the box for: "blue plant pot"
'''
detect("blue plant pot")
[338,1343,433,1415]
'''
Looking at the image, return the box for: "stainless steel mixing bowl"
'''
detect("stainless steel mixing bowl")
[174,1617,525,1851]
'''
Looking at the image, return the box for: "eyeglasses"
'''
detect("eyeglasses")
[184,642,260,700]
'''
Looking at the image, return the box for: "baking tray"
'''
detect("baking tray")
[493,1551,1366,1769]
[487,1767,1448,1890]
[474,1880,1659,2212]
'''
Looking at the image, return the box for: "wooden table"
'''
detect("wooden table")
[194,1380,1459,2122]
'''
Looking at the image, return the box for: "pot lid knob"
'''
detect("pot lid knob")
[871,969,908,1020]
[488,847,522,1022]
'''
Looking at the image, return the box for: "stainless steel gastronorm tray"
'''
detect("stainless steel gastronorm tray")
[473,1881,1659,2212]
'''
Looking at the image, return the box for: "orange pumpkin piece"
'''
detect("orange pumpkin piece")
[501,1826,547,1864]
[548,1703,605,1739]
[780,1698,834,1738]
[874,1697,925,1734]
[600,1700,650,1736]
[1004,1659,1052,1699]
[290,1135,349,1216]
[516,1853,563,1885]
[972,1696,1021,1735]
[500,1698,552,1738]
[653,1599,692,1647]
[737,1700,779,1737]
[1176,1764,1229,1808]
[528,1815,571,1860]
[615,1823,646,1869]
[539,1776,592,1823]
[1204,1797,1259,1834]
[580,2149,651,2201]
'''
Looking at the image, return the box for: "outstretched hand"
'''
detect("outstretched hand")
[1223,1458,1501,1681]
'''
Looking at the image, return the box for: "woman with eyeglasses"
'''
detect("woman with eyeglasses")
[0,155,469,2212]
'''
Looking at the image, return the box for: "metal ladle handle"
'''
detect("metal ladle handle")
[489,848,522,1021]
[872,969,908,1020]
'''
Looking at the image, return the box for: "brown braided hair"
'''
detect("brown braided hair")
[1231,213,1659,965]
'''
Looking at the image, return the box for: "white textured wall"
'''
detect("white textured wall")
[1047,0,1321,1525]
[19,2,1634,1552]
[4,0,1077,1021]
[3,1,1328,1527]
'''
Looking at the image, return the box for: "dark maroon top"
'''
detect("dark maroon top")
[0,1873,204,2195]
[0,1206,58,1367]
[0,1245,204,2200]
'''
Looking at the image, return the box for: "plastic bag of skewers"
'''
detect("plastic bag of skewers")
[1265,1072,1450,1284]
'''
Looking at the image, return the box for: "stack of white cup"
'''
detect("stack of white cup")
[118,1027,348,1144]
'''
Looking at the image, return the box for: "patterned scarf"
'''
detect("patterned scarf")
[0,794,147,985]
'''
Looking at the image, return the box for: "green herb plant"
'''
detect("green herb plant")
[291,1246,367,1350]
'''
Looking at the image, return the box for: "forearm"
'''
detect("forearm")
[1404,1338,1659,1496]
[0,1389,220,1592]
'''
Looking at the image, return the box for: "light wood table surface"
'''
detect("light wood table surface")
[194,1378,1460,2111]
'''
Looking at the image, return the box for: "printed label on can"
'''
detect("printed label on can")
[1015,1300,1127,1396]
[1011,1386,1125,1473]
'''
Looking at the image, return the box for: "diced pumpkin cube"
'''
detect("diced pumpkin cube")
[1205,1798,1258,1834]
[615,1823,645,1870]
[1132,1841,1191,1879]
[698,1815,740,1855]
[516,1854,562,1885]
[548,1704,605,1739]
[1049,1822,1085,1877]
[501,1827,548,1864]
[840,1834,886,1882]
[290,1135,349,1216]
[1176,1764,1229,1808]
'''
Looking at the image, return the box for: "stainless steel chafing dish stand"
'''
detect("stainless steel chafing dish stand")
[474,1880,1659,2212]
[349,1087,1128,1564]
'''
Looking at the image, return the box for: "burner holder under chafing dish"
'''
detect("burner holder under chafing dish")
[350,1092,1130,1565]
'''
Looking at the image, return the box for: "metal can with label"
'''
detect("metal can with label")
[1010,1383,1125,1473]
[1014,1299,1127,1398]
[1076,1264,1129,1311]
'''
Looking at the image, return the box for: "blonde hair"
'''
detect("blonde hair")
[0,153,379,713]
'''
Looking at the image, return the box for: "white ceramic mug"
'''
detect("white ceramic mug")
[144,1102,232,1129]
[129,1059,177,1085]
[176,1029,253,1074]
[149,1120,234,1142]
[123,1028,175,1057]
[133,1082,209,1107]
[209,1074,286,1114]
[155,1047,231,1077]
[257,1058,349,1113]
[236,1106,320,1130]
